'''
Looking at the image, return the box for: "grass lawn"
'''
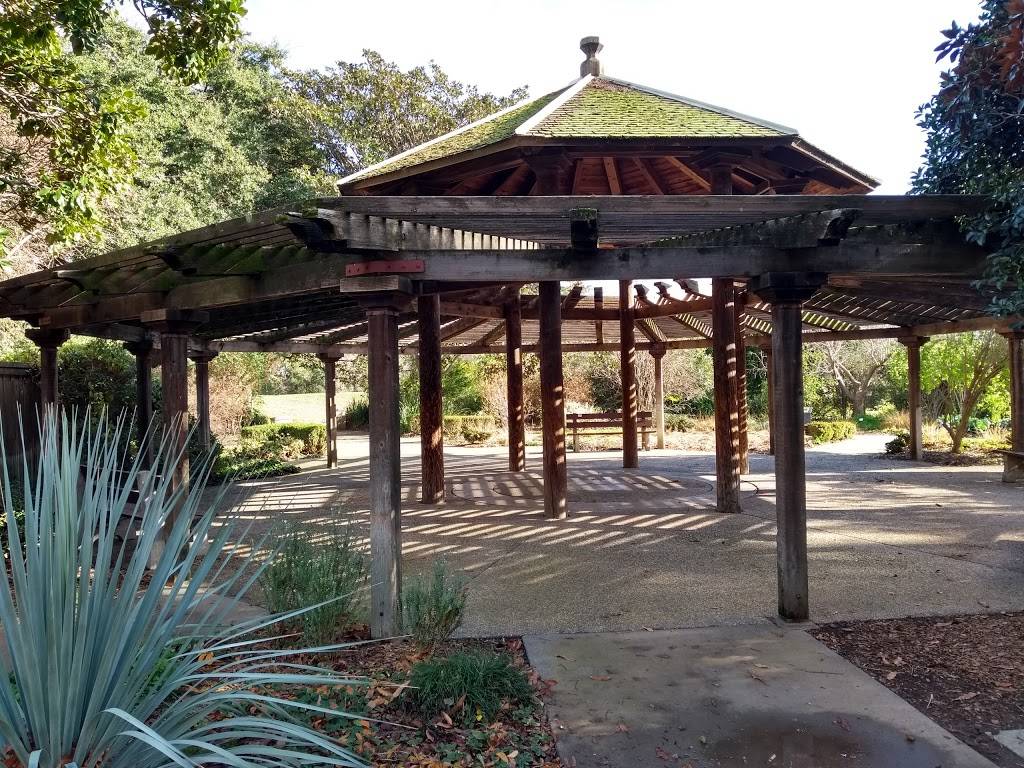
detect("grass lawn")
[260,391,363,424]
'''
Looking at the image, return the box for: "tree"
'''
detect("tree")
[921,331,1008,452]
[915,0,1024,314]
[817,340,898,417]
[0,0,245,260]
[287,50,528,177]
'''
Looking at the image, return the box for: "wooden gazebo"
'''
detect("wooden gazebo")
[1,38,1018,638]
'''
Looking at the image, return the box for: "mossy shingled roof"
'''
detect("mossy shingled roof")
[341,76,795,185]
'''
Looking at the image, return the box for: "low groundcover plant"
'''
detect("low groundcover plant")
[0,411,369,767]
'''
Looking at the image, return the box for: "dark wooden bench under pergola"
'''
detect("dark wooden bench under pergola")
[2,38,1020,639]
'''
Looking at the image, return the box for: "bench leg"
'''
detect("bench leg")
[573,427,579,453]
[641,429,650,451]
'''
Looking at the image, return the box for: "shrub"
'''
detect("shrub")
[805,420,857,444]
[343,397,370,429]
[403,559,468,647]
[443,414,496,444]
[240,422,327,456]
[261,523,367,644]
[0,412,365,767]
[885,431,911,455]
[664,413,693,432]
[409,651,534,723]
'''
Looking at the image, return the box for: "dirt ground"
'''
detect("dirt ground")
[814,613,1024,768]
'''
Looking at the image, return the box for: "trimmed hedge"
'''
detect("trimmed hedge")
[240,422,327,457]
[805,420,857,444]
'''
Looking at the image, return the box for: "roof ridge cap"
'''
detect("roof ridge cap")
[601,75,798,136]
[338,88,562,185]
[515,75,593,136]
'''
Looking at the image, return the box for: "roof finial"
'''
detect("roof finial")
[580,36,603,77]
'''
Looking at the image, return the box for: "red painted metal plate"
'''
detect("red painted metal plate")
[345,259,425,277]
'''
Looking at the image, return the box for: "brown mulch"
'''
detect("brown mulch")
[813,612,1024,768]
[264,626,562,767]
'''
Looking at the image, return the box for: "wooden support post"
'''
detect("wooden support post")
[619,280,639,468]
[902,337,926,461]
[539,281,567,519]
[1007,332,1024,454]
[735,295,749,474]
[750,272,824,622]
[711,278,741,513]
[365,296,408,638]
[505,290,526,472]
[25,328,68,411]
[652,345,666,449]
[125,339,155,467]
[189,350,217,453]
[417,295,444,502]
[765,346,776,456]
[143,310,207,502]
[318,352,340,468]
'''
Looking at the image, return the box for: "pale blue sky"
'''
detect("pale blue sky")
[239,0,982,193]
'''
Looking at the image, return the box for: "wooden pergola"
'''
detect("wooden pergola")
[2,39,1020,637]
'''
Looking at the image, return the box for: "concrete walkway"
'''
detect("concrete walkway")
[525,624,998,767]
[221,432,1024,635]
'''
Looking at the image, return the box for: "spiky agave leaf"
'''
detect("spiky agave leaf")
[0,410,369,768]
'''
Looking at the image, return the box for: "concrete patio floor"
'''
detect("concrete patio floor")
[525,624,998,767]
[222,432,1024,635]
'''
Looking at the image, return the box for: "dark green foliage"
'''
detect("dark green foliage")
[805,420,857,444]
[403,559,468,648]
[261,523,367,644]
[398,357,487,434]
[855,413,884,431]
[885,431,911,455]
[239,422,327,456]
[259,355,326,395]
[408,651,534,723]
[914,2,1024,314]
[342,398,369,430]
[665,392,714,418]
[211,453,298,482]
[58,339,140,421]
[441,415,495,444]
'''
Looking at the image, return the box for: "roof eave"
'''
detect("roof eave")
[789,138,880,190]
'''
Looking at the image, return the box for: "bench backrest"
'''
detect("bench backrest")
[568,411,653,428]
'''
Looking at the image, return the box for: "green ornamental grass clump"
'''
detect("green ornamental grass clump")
[804,420,857,444]
[403,559,469,648]
[409,651,534,723]
[0,411,369,768]
[261,522,368,644]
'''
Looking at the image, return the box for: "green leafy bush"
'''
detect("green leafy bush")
[343,397,370,429]
[261,523,367,644]
[443,415,496,444]
[0,411,365,767]
[805,420,857,444]
[664,413,693,432]
[409,651,534,723]
[240,422,327,456]
[885,431,911,455]
[403,559,468,648]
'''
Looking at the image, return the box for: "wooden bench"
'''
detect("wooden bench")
[567,411,654,452]
[998,450,1024,483]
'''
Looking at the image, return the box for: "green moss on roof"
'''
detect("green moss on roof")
[532,80,784,138]
[344,77,788,185]
[345,87,567,182]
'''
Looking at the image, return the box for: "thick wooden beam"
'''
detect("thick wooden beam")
[735,295,749,475]
[1008,332,1024,454]
[25,328,68,410]
[765,346,776,456]
[125,338,155,467]
[505,291,525,472]
[711,278,741,513]
[619,280,639,468]
[652,346,666,449]
[417,295,444,502]
[749,272,825,622]
[159,331,191,493]
[902,337,926,461]
[538,281,567,519]
[318,352,340,468]
[366,301,404,637]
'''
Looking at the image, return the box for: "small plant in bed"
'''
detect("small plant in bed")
[403,558,469,648]
[261,522,368,644]
[409,650,535,724]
